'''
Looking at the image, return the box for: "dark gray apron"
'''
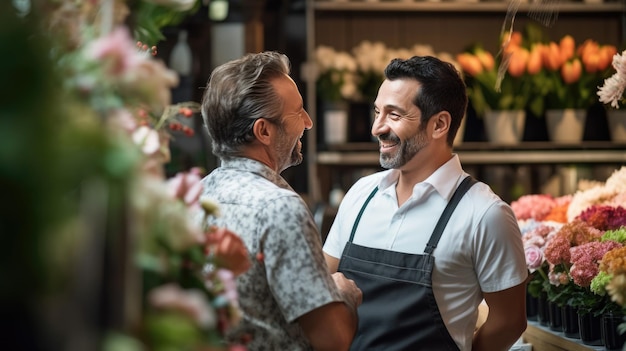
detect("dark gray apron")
[338,176,476,351]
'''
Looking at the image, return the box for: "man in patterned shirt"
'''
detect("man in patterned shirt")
[199,51,362,351]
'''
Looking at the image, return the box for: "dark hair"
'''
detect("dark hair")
[201,51,291,158]
[384,56,467,146]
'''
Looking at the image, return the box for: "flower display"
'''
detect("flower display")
[567,166,626,221]
[456,32,544,117]
[597,49,626,109]
[315,41,458,104]
[350,40,457,102]
[314,45,358,103]
[12,0,252,350]
[522,223,561,298]
[539,36,616,110]
[511,194,557,221]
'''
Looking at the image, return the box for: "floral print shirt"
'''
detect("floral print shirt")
[200,157,343,350]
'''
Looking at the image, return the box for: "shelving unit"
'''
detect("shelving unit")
[303,0,626,204]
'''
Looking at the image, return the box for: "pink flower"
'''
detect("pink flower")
[85,26,139,76]
[525,246,545,272]
[511,194,556,221]
[167,167,204,206]
[148,283,216,328]
[570,240,623,287]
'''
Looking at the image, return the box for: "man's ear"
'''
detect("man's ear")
[252,118,273,146]
[431,111,451,139]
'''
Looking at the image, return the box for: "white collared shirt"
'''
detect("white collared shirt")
[323,154,528,351]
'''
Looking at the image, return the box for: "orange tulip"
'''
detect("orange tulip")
[508,47,530,78]
[598,45,617,71]
[457,53,484,76]
[559,35,576,62]
[544,42,563,71]
[582,51,601,73]
[502,31,523,49]
[561,59,582,84]
[476,48,495,71]
[578,39,600,60]
[527,44,543,75]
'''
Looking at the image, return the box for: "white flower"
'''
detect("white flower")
[598,50,626,109]
[132,126,161,155]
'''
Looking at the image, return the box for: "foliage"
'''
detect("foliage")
[5,0,251,350]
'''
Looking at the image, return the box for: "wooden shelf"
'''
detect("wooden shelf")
[523,321,604,351]
[317,142,626,166]
[313,0,625,13]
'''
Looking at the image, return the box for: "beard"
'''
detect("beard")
[379,126,428,169]
[276,132,303,171]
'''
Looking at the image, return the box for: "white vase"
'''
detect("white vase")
[606,109,626,143]
[323,101,349,145]
[545,109,587,144]
[483,110,526,145]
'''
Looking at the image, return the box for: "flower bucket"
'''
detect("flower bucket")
[483,110,526,145]
[578,311,603,346]
[607,109,626,143]
[322,101,349,145]
[545,109,587,144]
[561,304,579,339]
[548,301,562,331]
[601,311,626,350]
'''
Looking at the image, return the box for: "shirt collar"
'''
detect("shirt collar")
[377,154,466,201]
[219,157,293,191]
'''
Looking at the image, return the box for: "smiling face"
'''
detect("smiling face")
[372,78,430,170]
[271,75,313,172]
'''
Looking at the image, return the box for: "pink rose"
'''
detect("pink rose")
[525,245,544,272]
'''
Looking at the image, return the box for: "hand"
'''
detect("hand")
[332,272,362,309]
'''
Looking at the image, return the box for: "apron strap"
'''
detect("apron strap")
[348,187,378,242]
[424,176,477,255]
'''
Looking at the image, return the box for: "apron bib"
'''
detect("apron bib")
[338,176,476,351]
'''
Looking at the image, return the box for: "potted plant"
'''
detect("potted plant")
[456,32,543,144]
[532,33,616,143]
[598,49,626,142]
[314,45,358,144]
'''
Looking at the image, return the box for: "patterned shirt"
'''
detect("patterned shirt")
[200,157,343,350]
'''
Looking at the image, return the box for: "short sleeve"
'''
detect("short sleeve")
[474,201,528,293]
[259,194,343,322]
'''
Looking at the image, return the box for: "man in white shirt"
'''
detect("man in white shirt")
[323,55,528,351]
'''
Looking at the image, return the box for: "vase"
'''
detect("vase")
[526,292,538,321]
[545,108,587,144]
[537,293,550,326]
[561,304,579,338]
[322,101,349,145]
[578,310,603,346]
[602,311,626,350]
[483,110,526,145]
[548,301,562,331]
[607,109,626,143]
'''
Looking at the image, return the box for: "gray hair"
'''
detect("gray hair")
[201,51,291,158]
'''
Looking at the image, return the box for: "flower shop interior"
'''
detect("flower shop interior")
[4,0,626,350]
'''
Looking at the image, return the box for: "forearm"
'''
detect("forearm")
[472,319,526,351]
